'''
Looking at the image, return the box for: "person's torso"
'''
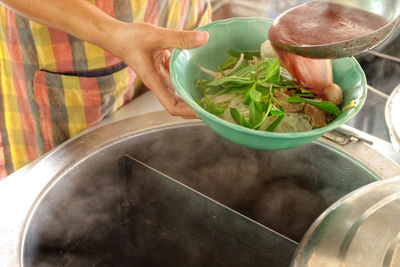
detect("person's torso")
[0,0,211,178]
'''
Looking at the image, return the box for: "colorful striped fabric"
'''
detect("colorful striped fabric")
[0,0,212,179]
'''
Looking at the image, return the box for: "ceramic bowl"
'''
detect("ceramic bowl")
[170,17,367,150]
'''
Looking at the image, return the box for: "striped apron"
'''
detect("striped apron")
[0,0,212,179]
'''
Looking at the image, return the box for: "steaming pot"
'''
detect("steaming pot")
[1,111,400,266]
[293,175,400,266]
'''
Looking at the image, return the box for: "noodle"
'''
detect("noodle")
[196,42,342,133]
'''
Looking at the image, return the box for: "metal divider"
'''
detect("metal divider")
[121,155,298,266]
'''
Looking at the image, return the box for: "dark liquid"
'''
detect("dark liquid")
[269,1,388,47]
[267,1,388,92]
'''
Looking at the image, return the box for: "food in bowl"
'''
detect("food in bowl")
[170,17,367,150]
[195,41,350,133]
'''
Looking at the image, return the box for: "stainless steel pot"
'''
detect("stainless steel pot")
[293,175,400,267]
[1,111,399,266]
[14,113,396,267]
[386,84,400,155]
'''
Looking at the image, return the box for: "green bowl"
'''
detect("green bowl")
[170,17,367,150]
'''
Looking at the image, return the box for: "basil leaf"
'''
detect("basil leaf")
[231,64,256,78]
[221,55,239,70]
[227,49,261,59]
[222,86,252,95]
[258,58,281,83]
[230,58,280,83]
[204,85,225,95]
[266,115,284,132]
[207,76,253,87]
[249,100,263,128]
[283,96,341,115]
[202,98,226,116]
[270,105,285,116]
[229,64,251,76]
[261,102,270,112]
[241,114,253,128]
[244,84,262,105]
[232,59,280,81]
[230,108,242,125]
[229,107,253,128]
[266,104,285,132]
[195,79,211,90]
[217,67,226,77]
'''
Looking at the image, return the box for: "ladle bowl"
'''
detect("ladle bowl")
[273,0,400,59]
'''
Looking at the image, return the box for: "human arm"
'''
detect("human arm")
[1,0,209,118]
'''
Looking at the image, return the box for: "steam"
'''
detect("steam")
[24,125,369,265]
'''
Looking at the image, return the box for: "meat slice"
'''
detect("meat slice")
[282,101,305,113]
[304,104,326,128]
[274,89,305,113]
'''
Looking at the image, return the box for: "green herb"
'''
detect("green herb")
[207,76,253,87]
[231,58,280,81]
[266,115,284,132]
[244,84,262,105]
[266,105,285,132]
[221,86,251,95]
[270,104,285,116]
[196,50,341,132]
[202,98,226,116]
[241,115,253,128]
[204,85,224,95]
[294,88,314,98]
[217,66,226,77]
[230,108,242,124]
[230,107,253,129]
[283,96,341,116]
[221,55,239,70]
[248,100,263,129]
[253,84,278,129]
[195,79,210,90]
[259,58,280,83]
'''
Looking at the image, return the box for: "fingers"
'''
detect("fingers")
[173,101,200,119]
[117,23,203,118]
[158,28,209,50]
[137,53,199,119]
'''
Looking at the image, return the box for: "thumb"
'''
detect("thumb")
[161,29,209,50]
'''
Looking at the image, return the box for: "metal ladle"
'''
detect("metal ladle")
[276,0,400,59]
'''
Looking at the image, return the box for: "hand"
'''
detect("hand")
[106,22,209,119]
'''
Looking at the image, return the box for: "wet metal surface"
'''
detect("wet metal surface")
[0,2,399,265]
[22,155,297,267]
[20,122,382,266]
[293,176,400,267]
[0,111,399,267]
